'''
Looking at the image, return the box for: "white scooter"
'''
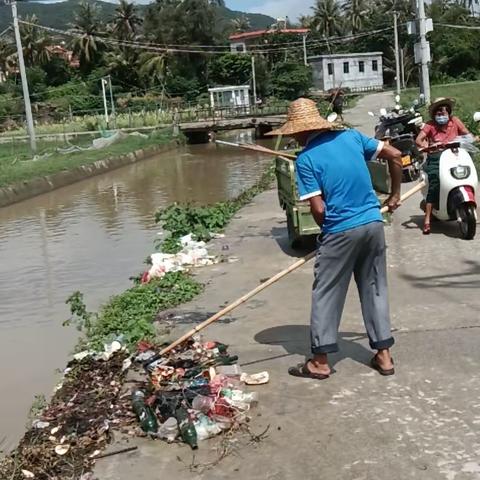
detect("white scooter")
[420,131,479,240]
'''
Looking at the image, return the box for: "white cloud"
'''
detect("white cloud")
[246,0,315,21]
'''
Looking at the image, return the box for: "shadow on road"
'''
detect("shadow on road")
[401,215,465,238]
[252,325,373,370]
[400,258,480,289]
[270,225,316,258]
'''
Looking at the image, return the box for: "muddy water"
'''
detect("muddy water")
[0,130,274,450]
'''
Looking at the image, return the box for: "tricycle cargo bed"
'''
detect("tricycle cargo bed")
[275,155,390,249]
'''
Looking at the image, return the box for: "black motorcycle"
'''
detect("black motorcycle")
[373,109,425,182]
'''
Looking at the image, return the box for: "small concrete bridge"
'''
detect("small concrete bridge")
[174,104,288,143]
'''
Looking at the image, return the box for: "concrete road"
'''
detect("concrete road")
[95,93,480,480]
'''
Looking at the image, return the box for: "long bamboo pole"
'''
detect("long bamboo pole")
[215,140,296,160]
[157,181,425,357]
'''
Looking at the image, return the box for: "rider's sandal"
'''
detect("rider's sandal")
[423,223,431,235]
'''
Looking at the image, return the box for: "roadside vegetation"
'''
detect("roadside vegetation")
[65,162,275,352]
[402,80,480,134]
[0,128,173,187]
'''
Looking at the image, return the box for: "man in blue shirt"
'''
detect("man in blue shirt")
[269,98,402,379]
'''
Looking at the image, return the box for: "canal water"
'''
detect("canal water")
[0,130,274,451]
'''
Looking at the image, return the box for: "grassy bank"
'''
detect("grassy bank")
[0,129,174,188]
[402,81,480,132]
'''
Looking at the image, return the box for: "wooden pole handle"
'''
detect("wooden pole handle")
[158,181,426,357]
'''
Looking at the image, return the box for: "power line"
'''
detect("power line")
[434,22,480,30]
[20,20,395,56]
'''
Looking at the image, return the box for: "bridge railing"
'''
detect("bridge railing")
[173,102,289,124]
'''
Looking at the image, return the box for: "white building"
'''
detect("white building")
[309,52,384,92]
[208,85,251,109]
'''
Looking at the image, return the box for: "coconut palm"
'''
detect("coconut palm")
[70,1,105,73]
[231,15,251,33]
[343,0,371,33]
[311,0,344,37]
[298,15,314,28]
[112,0,142,40]
[0,39,14,77]
[18,15,52,66]
[139,51,166,86]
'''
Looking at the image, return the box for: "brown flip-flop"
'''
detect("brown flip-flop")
[288,361,330,380]
[370,355,395,376]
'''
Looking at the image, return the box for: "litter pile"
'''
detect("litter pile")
[142,234,218,283]
[132,339,268,449]
[0,353,130,480]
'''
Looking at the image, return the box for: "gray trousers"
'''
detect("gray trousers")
[310,221,394,354]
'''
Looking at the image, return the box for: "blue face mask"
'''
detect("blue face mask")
[435,114,449,125]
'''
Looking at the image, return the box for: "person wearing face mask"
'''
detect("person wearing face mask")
[416,97,471,234]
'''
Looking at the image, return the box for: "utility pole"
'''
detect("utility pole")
[251,55,257,106]
[101,77,109,127]
[393,11,401,96]
[107,75,116,129]
[415,0,431,103]
[303,34,308,66]
[10,1,36,154]
[400,48,406,89]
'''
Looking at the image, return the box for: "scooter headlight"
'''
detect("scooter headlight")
[451,165,471,179]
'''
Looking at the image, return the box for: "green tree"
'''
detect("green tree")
[270,62,312,100]
[144,0,218,94]
[138,52,166,86]
[231,15,251,33]
[112,0,142,40]
[42,56,73,87]
[70,1,105,74]
[19,15,51,67]
[209,53,251,86]
[343,0,370,34]
[0,39,14,78]
[311,0,344,37]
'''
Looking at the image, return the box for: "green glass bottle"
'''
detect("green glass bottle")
[132,390,158,434]
[176,406,198,450]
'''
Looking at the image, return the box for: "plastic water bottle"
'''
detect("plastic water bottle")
[131,390,158,434]
[157,417,179,443]
[192,395,214,414]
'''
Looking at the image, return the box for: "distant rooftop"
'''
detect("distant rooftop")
[309,52,383,60]
[229,28,309,41]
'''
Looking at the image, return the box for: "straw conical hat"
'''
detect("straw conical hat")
[267,98,337,136]
[428,97,455,118]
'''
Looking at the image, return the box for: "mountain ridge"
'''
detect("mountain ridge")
[0,0,275,36]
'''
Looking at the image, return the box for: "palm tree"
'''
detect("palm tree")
[18,15,51,66]
[311,0,344,37]
[298,15,314,28]
[112,0,142,40]
[231,15,251,33]
[0,39,14,77]
[343,0,371,33]
[70,1,105,74]
[138,51,166,86]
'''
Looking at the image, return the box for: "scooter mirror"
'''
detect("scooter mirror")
[327,112,338,123]
[473,112,480,122]
[368,111,375,117]
[380,108,387,116]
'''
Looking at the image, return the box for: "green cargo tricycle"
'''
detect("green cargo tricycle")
[275,155,391,248]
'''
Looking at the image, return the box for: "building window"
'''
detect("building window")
[327,63,333,75]
[372,60,378,71]
[359,61,365,73]
[343,62,349,74]
[236,44,245,53]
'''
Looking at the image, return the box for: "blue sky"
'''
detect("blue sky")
[226,0,315,20]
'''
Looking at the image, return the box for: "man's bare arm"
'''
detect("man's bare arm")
[379,143,402,211]
[309,195,325,227]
